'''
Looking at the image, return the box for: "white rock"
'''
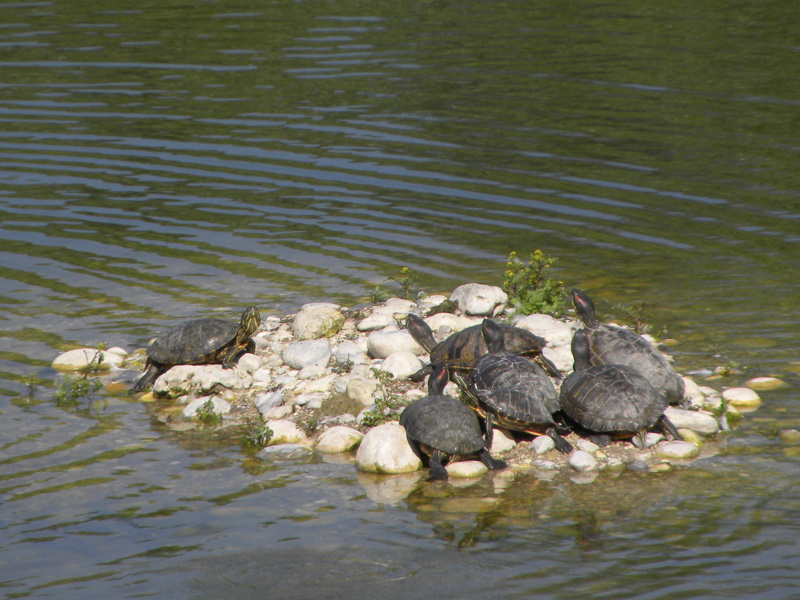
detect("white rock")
[298,364,328,380]
[293,305,345,340]
[490,428,517,454]
[513,314,574,347]
[153,364,246,397]
[745,376,787,391]
[251,368,273,386]
[664,406,720,435]
[530,435,555,454]
[301,373,336,393]
[291,392,326,407]
[357,313,397,331]
[379,351,423,379]
[569,450,598,472]
[261,405,292,420]
[681,376,705,409]
[52,348,121,371]
[254,391,283,412]
[106,346,128,357]
[367,330,425,359]
[355,423,422,474]
[316,426,364,453]
[423,313,477,336]
[282,339,332,369]
[266,419,312,446]
[235,353,262,373]
[722,387,761,408]
[576,439,600,453]
[446,461,488,478]
[450,283,508,317]
[632,432,664,449]
[257,444,313,460]
[182,396,231,418]
[347,377,379,406]
[541,346,573,375]
[333,341,369,365]
[654,441,700,460]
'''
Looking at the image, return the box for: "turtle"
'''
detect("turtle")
[460,319,573,453]
[406,313,560,382]
[559,329,680,446]
[131,305,261,393]
[400,364,507,480]
[570,288,685,405]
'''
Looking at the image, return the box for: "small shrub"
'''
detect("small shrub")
[55,374,102,407]
[195,399,223,427]
[359,370,408,427]
[501,250,564,316]
[241,417,273,447]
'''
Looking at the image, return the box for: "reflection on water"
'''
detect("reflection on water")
[0,0,799,598]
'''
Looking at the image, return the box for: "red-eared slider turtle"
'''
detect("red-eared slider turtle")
[461,319,573,453]
[400,364,507,480]
[570,289,685,405]
[559,329,680,446]
[406,313,560,381]
[131,306,261,393]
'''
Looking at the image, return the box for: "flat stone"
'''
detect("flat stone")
[261,405,292,420]
[632,432,664,449]
[254,390,283,412]
[446,461,489,478]
[251,368,273,386]
[355,423,422,474]
[722,387,762,409]
[513,314,574,347]
[290,392,326,407]
[257,444,313,461]
[745,376,788,391]
[677,428,703,446]
[182,396,231,418]
[367,330,425,359]
[664,406,720,435]
[235,352,262,373]
[529,435,555,455]
[357,313,396,331]
[490,428,517,454]
[333,341,369,365]
[293,305,345,340]
[266,419,312,446]
[153,364,247,397]
[569,450,598,472]
[298,364,327,380]
[576,439,600,453]
[52,348,120,371]
[282,339,332,369]
[300,373,336,393]
[347,377,379,406]
[379,351,423,379]
[315,426,364,454]
[450,283,508,317]
[654,441,699,459]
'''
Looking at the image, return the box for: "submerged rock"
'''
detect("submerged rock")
[52,348,122,371]
[654,441,699,460]
[722,387,761,409]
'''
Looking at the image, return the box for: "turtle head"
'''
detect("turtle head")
[570,329,592,372]
[239,306,262,339]
[427,364,449,396]
[480,319,505,354]
[570,289,598,327]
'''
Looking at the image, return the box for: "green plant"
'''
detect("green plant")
[241,417,273,447]
[387,266,417,300]
[427,298,458,316]
[501,250,565,316]
[55,374,102,407]
[608,301,652,335]
[369,285,391,304]
[359,370,408,427]
[21,373,44,397]
[331,358,354,374]
[195,399,223,427]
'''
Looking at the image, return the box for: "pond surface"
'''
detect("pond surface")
[1,1,799,598]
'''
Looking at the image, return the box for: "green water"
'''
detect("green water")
[0,0,798,598]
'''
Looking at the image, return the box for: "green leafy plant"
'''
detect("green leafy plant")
[21,373,44,398]
[195,399,223,427]
[55,373,102,407]
[608,301,652,335]
[359,369,408,427]
[331,358,354,374]
[369,285,391,304]
[241,417,273,447]
[387,266,417,300]
[501,250,565,316]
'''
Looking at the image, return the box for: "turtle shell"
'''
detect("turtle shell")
[400,394,486,457]
[559,363,667,433]
[571,289,685,404]
[147,318,241,364]
[472,352,560,430]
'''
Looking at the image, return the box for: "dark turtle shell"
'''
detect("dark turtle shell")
[132,306,261,393]
[400,365,506,479]
[570,289,685,405]
[406,314,559,379]
[559,329,668,434]
[466,319,572,452]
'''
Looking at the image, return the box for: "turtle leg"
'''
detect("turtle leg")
[634,429,648,449]
[546,427,573,453]
[428,450,449,481]
[131,362,162,393]
[536,354,562,379]
[478,448,507,471]
[658,415,682,440]
[483,414,495,450]
[220,344,244,369]
[409,364,432,383]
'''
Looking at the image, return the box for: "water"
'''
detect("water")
[1,0,799,597]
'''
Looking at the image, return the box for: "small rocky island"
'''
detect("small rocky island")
[52,282,781,485]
